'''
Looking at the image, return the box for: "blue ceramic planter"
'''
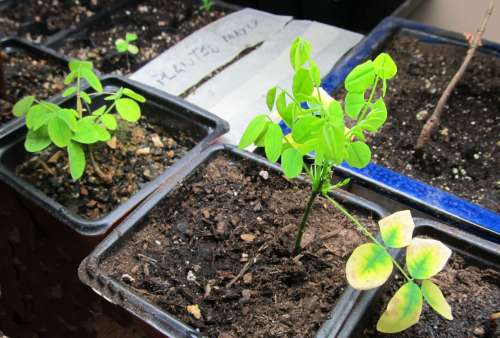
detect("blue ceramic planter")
[280,17,500,239]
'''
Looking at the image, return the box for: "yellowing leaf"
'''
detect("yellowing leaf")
[186,304,202,320]
[377,282,423,333]
[378,210,415,248]
[406,238,451,280]
[346,243,393,290]
[421,279,453,320]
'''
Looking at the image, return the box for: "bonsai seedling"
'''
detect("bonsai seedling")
[200,0,214,12]
[12,59,145,182]
[239,37,453,333]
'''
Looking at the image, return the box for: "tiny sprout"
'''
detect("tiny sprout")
[346,210,453,333]
[115,33,139,55]
[12,59,146,181]
[200,0,214,12]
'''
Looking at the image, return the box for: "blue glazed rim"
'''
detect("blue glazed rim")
[280,16,500,239]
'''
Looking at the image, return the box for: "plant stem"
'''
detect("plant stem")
[324,194,412,281]
[294,187,320,255]
[415,0,495,152]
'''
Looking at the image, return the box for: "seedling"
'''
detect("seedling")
[115,33,139,72]
[200,0,214,12]
[239,38,453,333]
[12,59,146,182]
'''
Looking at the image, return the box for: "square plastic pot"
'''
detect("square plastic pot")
[0,75,229,245]
[0,37,70,139]
[317,218,500,337]
[280,16,500,240]
[78,144,390,338]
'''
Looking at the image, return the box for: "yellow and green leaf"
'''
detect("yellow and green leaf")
[346,243,393,290]
[378,210,415,248]
[406,238,451,280]
[377,281,423,333]
[421,279,453,320]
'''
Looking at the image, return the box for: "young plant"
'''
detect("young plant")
[239,37,396,254]
[200,0,214,12]
[238,37,454,333]
[12,59,145,182]
[115,33,139,56]
[345,210,453,333]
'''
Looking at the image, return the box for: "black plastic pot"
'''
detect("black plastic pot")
[78,144,390,338]
[317,218,500,337]
[0,75,229,240]
[0,37,70,139]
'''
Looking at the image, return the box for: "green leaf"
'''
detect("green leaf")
[320,122,344,164]
[64,71,77,85]
[80,91,92,105]
[266,87,277,112]
[346,141,371,168]
[276,91,287,115]
[373,53,397,80]
[48,117,73,147]
[293,68,314,98]
[291,115,322,143]
[358,98,387,132]
[101,114,117,130]
[26,104,54,130]
[238,115,268,149]
[69,59,93,72]
[13,96,35,117]
[345,92,365,119]
[290,37,312,71]
[283,102,299,126]
[25,127,51,152]
[104,88,123,101]
[406,238,452,280]
[326,99,343,123]
[72,119,100,144]
[67,141,86,181]
[92,106,107,117]
[310,60,321,86]
[264,123,283,163]
[58,109,78,131]
[377,282,423,333]
[81,68,103,93]
[378,210,415,248]
[94,124,111,141]
[345,60,375,92]
[346,243,393,290]
[128,44,139,55]
[116,98,141,122]
[62,86,77,98]
[281,148,303,178]
[122,88,146,103]
[421,280,453,320]
[126,32,138,42]
[115,39,128,52]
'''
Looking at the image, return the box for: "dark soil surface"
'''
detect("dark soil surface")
[59,0,226,75]
[335,33,500,212]
[16,116,196,220]
[99,152,379,337]
[0,50,66,126]
[0,0,110,43]
[362,252,500,337]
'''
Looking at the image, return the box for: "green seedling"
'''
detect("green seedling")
[200,0,214,12]
[239,37,453,333]
[12,59,146,182]
[239,37,396,254]
[346,210,453,333]
[115,33,139,55]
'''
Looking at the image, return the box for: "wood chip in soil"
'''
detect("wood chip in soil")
[16,115,196,220]
[99,152,380,337]
[362,253,500,338]
[59,0,226,75]
[0,50,66,126]
[333,33,500,212]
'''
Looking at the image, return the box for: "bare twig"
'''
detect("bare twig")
[225,243,268,289]
[415,0,495,151]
